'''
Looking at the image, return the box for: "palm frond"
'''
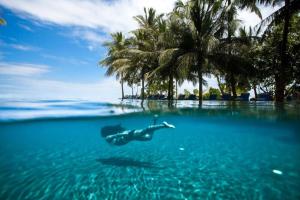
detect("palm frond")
[255,0,300,37]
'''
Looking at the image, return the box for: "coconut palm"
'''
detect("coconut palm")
[256,0,300,102]
[216,0,263,99]
[99,1,300,104]
[100,32,130,100]
[213,25,260,97]
[172,0,225,105]
[252,14,300,99]
[148,11,197,102]
[123,8,163,105]
[212,22,262,98]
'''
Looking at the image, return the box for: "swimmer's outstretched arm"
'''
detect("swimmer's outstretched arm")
[133,121,175,137]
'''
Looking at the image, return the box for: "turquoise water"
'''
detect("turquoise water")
[0,100,300,199]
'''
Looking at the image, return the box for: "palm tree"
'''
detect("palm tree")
[217,0,262,99]
[100,32,130,100]
[173,0,225,105]
[239,27,262,99]
[128,30,158,104]
[212,23,261,99]
[99,1,299,104]
[123,64,140,98]
[149,11,196,102]
[257,0,300,102]
[252,14,300,99]
[124,8,162,105]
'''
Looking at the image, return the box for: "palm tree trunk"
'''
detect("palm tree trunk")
[198,66,203,106]
[230,72,237,99]
[275,74,285,102]
[121,73,124,100]
[168,72,174,102]
[227,1,236,100]
[253,84,258,100]
[175,79,178,100]
[147,82,151,96]
[216,74,224,96]
[141,70,145,106]
[276,0,291,102]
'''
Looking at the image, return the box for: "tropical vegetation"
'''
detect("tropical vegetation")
[100,0,300,105]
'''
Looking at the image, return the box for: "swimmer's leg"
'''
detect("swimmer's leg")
[132,121,175,138]
[147,122,175,131]
[162,121,175,128]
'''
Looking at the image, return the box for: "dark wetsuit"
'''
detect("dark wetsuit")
[105,123,173,146]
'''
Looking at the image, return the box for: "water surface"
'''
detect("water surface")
[0,100,299,199]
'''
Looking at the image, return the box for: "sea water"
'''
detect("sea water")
[0,100,299,200]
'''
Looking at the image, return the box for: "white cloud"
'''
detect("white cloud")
[0,0,282,34]
[69,29,109,51]
[0,62,122,101]
[41,54,89,65]
[0,40,39,51]
[10,77,121,101]
[1,0,280,54]
[0,0,281,52]
[9,44,38,51]
[72,29,107,44]
[0,62,50,76]
[0,76,122,101]
[18,23,34,32]
[0,0,176,33]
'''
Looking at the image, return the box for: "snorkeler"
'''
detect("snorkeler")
[101,115,175,146]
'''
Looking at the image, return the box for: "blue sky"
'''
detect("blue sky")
[0,0,278,101]
[0,8,105,82]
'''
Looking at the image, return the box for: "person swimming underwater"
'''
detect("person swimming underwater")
[101,116,175,146]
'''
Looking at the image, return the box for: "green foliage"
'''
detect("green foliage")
[99,1,300,102]
[209,88,221,96]
[251,14,300,95]
[193,89,199,96]
[184,89,191,97]
[203,93,210,100]
[147,80,169,95]
[203,87,221,100]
